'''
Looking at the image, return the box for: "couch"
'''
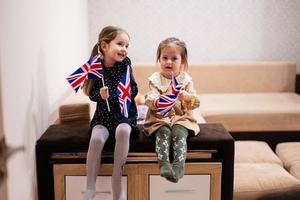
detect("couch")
[130,62,300,149]
[133,62,299,130]
[61,61,300,147]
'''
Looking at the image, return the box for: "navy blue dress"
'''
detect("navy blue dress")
[89,57,138,134]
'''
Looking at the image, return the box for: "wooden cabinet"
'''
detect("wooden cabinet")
[149,175,210,200]
[65,176,127,200]
[53,162,221,200]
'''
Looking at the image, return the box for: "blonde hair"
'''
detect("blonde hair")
[82,26,129,96]
[156,37,188,72]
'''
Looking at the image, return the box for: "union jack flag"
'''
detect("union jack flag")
[66,55,103,92]
[117,66,131,118]
[157,74,183,117]
[88,55,104,79]
[171,73,183,95]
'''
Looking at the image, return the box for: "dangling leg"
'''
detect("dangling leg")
[170,124,188,183]
[154,126,174,179]
[84,125,109,200]
[112,123,131,200]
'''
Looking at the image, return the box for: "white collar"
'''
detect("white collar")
[148,72,192,92]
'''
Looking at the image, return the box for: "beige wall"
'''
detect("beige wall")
[88,0,300,73]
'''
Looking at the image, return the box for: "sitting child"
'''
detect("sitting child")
[143,37,200,183]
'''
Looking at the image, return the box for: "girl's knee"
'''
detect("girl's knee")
[90,125,109,144]
[155,125,172,137]
[116,123,131,131]
[115,123,131,140]
[93,125,109,136]
[172,124,188,138]
[90,134,107,145]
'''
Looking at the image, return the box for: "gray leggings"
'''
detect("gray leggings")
[85,123,131,200]
[155,124,188,164]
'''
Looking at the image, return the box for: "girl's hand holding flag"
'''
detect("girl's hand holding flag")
[66,54,111,112]
[156,73,183,117]
[178,90,190,102]
[99,86,109,100]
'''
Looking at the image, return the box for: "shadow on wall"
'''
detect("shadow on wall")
[0,44,8,200]
[22,46,50,200]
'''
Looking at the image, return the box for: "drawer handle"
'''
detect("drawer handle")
[82,190,112,195]
[95,190,112,194]
[165,189,196,193]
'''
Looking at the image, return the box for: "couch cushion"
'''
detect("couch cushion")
[276,142,300,170]
[59,103,90,123]
[234,163,300,200]
[235,141,282,165]
[198,93,300,132]
[290,161,300,180]
[257,186,300,200]
[189,62,296,93]
[133,62,296,94]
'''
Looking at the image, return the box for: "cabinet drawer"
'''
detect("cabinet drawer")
[65,176,127,200]
[149,175,210,200]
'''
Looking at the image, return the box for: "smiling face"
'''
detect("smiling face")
[158,45,183,78]
[101,32,129,67]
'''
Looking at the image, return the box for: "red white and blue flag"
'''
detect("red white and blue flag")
[66,55,103,92]
[157,74,183,117]
[88,55,104,79]
[171,73,183,95]
[117,66,131,118]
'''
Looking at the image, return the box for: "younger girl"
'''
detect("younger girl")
[82,26,138,200]
[144,37,200,183]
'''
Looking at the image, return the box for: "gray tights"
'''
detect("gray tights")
[84,123,131,200]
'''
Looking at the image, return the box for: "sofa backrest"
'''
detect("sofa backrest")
[133,62,296,94]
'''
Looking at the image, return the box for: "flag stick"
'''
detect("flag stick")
[101,78,111,112]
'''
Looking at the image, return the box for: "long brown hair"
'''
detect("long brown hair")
[82,26,129,95]
[156,37,188,72]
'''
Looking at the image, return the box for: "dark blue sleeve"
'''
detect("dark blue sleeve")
[89,78,104,102]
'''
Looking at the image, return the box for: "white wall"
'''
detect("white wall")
[88,0,300,73]
[0,0,89,199]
